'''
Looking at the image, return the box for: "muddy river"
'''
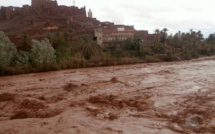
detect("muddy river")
[0,57,214,134]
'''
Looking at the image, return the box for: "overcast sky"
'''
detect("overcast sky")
[1,0,215,37]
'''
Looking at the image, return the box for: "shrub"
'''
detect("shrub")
[15,51,30,65]
[182,50,199,60]
[31,38,56,65]
[0,31,17,69]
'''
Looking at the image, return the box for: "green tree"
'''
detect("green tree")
[0,31,17,69]
[22,34,31,51]
[160,28,168,43]
[31,38,56,65]
[153,28,168,44]
[123,37,142,51]
[46,32,71,61]
[79,36,100,60]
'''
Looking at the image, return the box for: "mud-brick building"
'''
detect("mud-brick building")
[31,0,58,11]
[94,22,155,47]
[0,0,154,48]
[0,0,101,48]
[134,30,157,45]
[95,22,136,46]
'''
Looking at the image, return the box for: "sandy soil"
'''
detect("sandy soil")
[0,57,215,134]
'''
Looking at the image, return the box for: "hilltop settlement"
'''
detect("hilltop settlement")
[0,0,155,49]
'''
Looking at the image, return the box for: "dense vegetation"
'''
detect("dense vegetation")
[1,28,215,75]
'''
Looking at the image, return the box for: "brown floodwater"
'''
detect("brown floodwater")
[0,57,214,134]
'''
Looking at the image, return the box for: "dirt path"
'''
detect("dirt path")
[0,58,215,134]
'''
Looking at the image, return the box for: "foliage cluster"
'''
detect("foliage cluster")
[1,29,215,75]
[0,32,57,75]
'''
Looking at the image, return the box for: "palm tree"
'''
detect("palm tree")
[162,28,168,33]
[154,29,160,43]
[154,29,160,34]
[161,28,168,44]
[197,30,203,41]
[79,36,101,60]
[178,31,181,37]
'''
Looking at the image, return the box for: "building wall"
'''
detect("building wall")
[0,6,17,20]
[0,7,3,20]
[94,22,155,46]
[0,0,86,21]
[56,6,86,18]
[135,30,148,41]
[88,9,92,18]
[44,0,58,11]
[31,0,46,9]
[1,6,14,20]
[134,30,157,44]
[31,0,59,13]
[95,28,103,46]
[95,23,135,46]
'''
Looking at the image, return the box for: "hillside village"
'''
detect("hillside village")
[0,1,214,134]
[0,0,155,49]
[1,0,214,76]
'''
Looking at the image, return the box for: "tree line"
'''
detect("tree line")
[1,28,215,75]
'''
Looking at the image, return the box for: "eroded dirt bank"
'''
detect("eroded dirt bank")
[0,58,215,134]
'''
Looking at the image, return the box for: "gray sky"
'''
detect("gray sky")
[1,0,215,37]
